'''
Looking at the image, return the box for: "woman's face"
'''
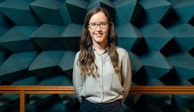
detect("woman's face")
[88,12,109,47]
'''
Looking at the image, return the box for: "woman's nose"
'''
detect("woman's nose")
[95,25,102,31]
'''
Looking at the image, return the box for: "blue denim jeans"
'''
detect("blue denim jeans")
[79,98,124,112]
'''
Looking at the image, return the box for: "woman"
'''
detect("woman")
[72,7,132,112]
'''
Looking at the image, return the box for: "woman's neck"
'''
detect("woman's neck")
[93,42,107,54]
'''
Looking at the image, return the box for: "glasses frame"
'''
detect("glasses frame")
[88,22,109,30]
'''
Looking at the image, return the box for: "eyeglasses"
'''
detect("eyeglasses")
[88,22,109,29]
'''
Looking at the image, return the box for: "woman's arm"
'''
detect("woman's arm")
[72,52,83,103]
[121,51,132,103]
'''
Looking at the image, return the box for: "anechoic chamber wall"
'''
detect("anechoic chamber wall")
[0,0,194,112]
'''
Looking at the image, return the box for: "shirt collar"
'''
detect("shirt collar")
[93,46,107,55]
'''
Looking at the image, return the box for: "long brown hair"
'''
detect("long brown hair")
[78,7,119,77]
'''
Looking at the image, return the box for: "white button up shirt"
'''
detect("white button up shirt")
[73,47,132,103]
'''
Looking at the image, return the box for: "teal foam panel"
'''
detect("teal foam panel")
[160,38,183,56]
[0,94,19,107]
[0,100,20,112]
[140,23,174,51]
[128,51,144,76]
[168,24,194,51]
[58,51,76,72]
[139,0,171,25]
[33,76,73,108]
[0,51,6,66]
[30,0,65,25]
[0,26,10,37]
[172,94,194,112]
[132,66,148,85]
[31,24,65,50]
[29,51,64,78]
[65,0,88,24]
[0,0,40,26]
[131,94,172,112]
[116,23,143,51]
[167,52,194,80]
[130,36,148,55]
[114,0,137,26]
[176,79,193,86]
[11,75,38,85]
[0,12,12,36]
[29,94,61,108]
[87,0,115,19]
[140,51,171,79]
[0,52,37,82]
[60,23,82,51]
[39,101,67,112]
[0,26,38,52]
[0,0,193,111]
[143,94,172,107]
[189,48,194,57]
[159,70,192,85]
[144,77,165,86]
[39,75,71,85]
[171,0,194,23]
[25,104,37,112]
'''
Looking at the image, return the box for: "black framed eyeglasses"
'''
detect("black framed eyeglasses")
[88,22,109,29]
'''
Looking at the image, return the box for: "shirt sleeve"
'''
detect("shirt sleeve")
[72,52,83,103]
[121,51,132,103]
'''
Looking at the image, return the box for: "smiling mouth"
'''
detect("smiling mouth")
[96,34,102,36]
[95,33,103,36]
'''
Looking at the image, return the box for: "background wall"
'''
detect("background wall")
[0,0,194,112]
